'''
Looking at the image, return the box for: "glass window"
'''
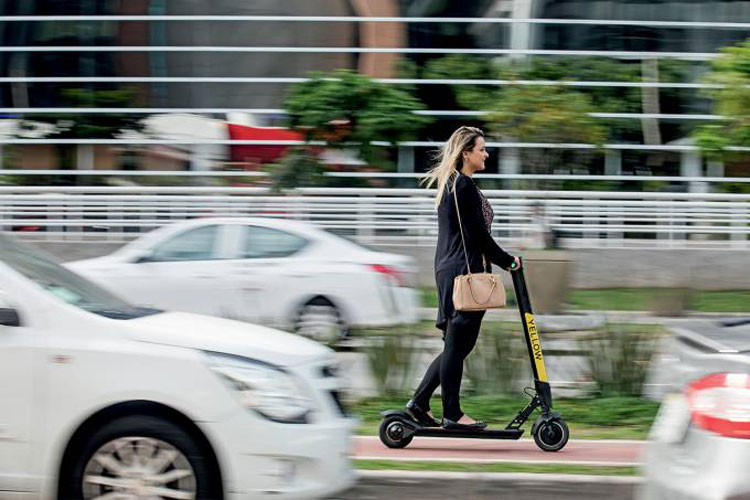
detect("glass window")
[0,234,159,320]
[150,225,219,262]
[242,226,307,259]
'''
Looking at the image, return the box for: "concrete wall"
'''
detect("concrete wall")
[369,241,750,290]
[24,238,750,290]
[566,248,750,290]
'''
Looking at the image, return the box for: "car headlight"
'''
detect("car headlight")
[204,352,313,424]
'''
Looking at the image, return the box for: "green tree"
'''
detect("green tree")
[523,57,643,142]
[424,55,695,140]
[29,88,147,140]
[488,85,606,144]
[281,69,431,182]
[424,56,607,183]
[263,148,327,193]
[694,40,750,162]
[423,54,497,110]
[422,54,699,185]
[487,84,607,179]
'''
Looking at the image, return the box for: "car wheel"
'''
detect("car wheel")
[59,414,222,500]
[294,297,348,344]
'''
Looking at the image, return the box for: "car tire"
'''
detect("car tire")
[294,297,348,344]
[58,414,222,500]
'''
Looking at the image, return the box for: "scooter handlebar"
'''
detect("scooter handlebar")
[509,256,522,272]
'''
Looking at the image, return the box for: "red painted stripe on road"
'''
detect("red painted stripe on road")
[353,436,644,465]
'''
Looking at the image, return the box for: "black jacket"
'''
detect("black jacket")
[434,173,514,274]
[433,173,514,331]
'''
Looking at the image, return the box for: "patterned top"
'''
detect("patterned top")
[473,180,494,231]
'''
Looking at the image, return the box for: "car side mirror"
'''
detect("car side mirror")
[0,308,21,327]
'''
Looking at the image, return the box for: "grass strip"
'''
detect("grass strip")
[421,287,750,312]
[352,319,664,338]
[691,290,750,313]
[354,459,640,476]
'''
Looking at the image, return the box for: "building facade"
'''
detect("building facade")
[0,0,749,184]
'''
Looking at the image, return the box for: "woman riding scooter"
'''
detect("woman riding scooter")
[406,126,521,431]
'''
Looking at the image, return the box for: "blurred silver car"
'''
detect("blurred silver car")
[641,320,750,500]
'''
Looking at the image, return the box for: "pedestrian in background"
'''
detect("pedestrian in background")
[405,126,521,430]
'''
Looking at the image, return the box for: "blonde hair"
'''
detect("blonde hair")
[422,126,485,206]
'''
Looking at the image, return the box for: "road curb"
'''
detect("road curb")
[356,470,643,483]
[355,456,641,466]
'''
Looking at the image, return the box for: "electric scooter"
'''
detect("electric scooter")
[378,259,569,452]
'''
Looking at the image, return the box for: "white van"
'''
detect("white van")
[0,234,355,499]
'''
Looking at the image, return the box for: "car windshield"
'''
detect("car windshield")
[0,234,161,320]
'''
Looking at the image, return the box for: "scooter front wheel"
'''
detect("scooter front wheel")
[379,416,414,449]
[533,417,569,452]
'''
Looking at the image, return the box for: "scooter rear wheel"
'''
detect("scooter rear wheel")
[533,417,569,452]
[379,417,414,449]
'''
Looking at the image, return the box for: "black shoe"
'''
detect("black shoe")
[442,418,488,431]
[405,400,440,427]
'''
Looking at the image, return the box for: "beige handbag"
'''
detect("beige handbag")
[451,178,507,311]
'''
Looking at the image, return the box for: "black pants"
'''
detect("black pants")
[411,310,485,421]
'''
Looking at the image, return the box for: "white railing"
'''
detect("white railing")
[0,46,720,60]
[0,186,748,249]
[3,170,750,184]
[0,80,730,88]
[3,15,750,28]
[2,139,750,152]
[0,105,726,121]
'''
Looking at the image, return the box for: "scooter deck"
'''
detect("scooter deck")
[415,427,524,439]
[382,410,524,440]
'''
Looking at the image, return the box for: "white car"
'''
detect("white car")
[0,233,355,499]
[641,321,750,499]
[67,217,420,343]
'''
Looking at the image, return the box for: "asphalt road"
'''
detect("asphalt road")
[332,471,640,500]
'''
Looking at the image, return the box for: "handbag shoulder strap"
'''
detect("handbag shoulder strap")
[452,175,472,275]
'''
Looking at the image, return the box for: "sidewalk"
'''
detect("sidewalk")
[353,436,644,466]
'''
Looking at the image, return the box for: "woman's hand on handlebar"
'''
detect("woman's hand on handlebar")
[508,256,522,272]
